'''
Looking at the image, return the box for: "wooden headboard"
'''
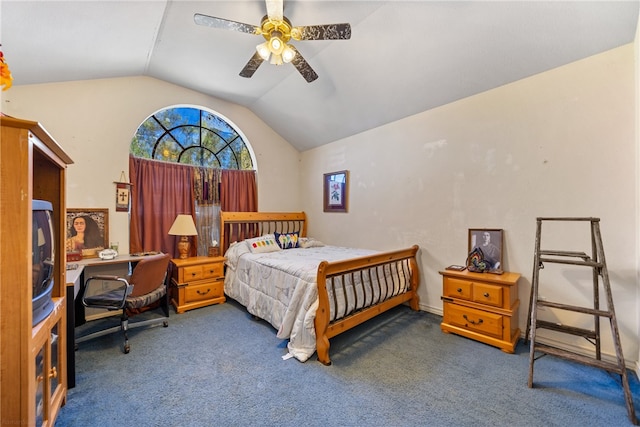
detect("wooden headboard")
[219,211,307,255]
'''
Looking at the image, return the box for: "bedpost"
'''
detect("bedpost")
[219,211,227,255]
[409,244,420,311]
[315,260,332,365]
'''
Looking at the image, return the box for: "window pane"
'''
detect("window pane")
[172,125,200,149]
[201,129,227,154]
[155,137,182,162]
[156,107,199,127]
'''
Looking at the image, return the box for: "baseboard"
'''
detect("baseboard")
[419,304,442,316]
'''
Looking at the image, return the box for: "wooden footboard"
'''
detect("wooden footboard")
[315,245,420,365]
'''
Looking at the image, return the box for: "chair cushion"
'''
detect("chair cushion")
[84,289,127,309]
[125,284,166,310]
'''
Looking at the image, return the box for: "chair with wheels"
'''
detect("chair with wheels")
[76,253,171,353]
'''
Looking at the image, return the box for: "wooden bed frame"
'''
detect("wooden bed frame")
[220,211,420,365]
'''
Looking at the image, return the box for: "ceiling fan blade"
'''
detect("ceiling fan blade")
[292,23,351,41]
[194,13,260,35]
[289,46,318,83]
[265,0,283,22]
[239,52,265,78]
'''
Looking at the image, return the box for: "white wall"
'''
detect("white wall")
[1,76,302,249]
[300,44,638,363]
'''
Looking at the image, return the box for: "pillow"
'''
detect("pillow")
[246,234,282,254]
[299,237,325,248]
[274,231,299,249]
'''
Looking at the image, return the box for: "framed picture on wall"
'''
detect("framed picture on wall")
[66,208,109,258]
[323,170,349,213]
[468,228,503,273]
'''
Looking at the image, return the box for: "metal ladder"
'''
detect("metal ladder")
[525,217,637,425]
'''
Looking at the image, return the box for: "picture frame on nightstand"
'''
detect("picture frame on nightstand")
[468,228,503,273]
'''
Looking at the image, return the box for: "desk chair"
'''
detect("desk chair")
[76,253,171,353]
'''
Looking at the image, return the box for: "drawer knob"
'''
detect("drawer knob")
[197,288,211,296]
[483,292,490,298]
[457,288,462,293]
[463,314,483,325]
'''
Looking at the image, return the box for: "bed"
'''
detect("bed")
[220,211,420,365]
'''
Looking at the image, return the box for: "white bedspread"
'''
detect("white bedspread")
[224,242,377,362]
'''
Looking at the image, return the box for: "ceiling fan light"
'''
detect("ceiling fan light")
[270,53,283,65]
[269,36,284,55]
[282,45,296,63]
[256,42,271,61]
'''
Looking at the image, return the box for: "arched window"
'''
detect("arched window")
[130,106,256,256]
[130,106,254,170]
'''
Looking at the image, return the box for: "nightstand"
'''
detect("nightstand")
[439,269,520,353]
[170,256,226,313]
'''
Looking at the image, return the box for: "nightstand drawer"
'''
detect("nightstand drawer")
[472,282,503,307]
[443,302,503,339]
[183,265,205,281]
[443,277,472,300]
[201,262,223,279]
[184,280,223,303]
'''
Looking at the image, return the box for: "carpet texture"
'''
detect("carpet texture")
[56,301,640,426]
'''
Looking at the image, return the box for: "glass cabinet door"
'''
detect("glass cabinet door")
[34,320,62,427]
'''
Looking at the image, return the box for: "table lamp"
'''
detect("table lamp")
[168,214,198,259]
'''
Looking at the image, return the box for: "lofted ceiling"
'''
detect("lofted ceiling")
[1,1,638,151]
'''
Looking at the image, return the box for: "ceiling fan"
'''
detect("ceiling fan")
[194,0,351,83]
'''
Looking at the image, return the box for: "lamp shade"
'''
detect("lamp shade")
[168,214,198,236]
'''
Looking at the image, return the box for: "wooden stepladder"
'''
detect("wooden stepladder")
[525,217,637,425]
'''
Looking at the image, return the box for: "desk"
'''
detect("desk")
[65,254,147,388]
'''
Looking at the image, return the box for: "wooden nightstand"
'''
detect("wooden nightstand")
[170,256,226,314]
[439,269,520,353]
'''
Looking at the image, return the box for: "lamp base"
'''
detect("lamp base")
[177,236,190,259]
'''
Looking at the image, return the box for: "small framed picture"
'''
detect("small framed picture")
[468,228,503,273]
[66,208,109,258]
[323,170,349,213]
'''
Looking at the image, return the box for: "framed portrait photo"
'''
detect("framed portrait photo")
[468,228,503,273]
[66,208,109,258]
[323,170,349,213]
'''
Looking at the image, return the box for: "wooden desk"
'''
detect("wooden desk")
[65,254,153,388]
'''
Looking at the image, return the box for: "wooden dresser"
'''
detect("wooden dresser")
[440,269,520,353]
[170,256,226,313]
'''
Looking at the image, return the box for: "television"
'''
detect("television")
[32,199,55,326]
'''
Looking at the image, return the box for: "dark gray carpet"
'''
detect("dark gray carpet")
[56,301,640,426]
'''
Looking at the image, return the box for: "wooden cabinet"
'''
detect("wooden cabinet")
[170,256,226,313]
[1,117,73,426]
[439,269,520,353]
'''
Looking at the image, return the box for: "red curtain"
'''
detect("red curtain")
[220,170,258,244]
[220,169,258,212]
[129,156,195,258]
